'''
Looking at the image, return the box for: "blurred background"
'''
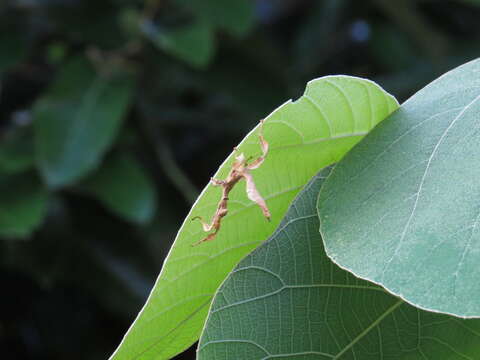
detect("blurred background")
[0,0,479,359]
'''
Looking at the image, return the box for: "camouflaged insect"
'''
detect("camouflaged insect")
[192,120,270,245]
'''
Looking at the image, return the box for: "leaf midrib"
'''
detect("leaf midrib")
[200,299,405,359]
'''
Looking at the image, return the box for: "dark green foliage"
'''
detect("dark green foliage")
[0,174,48,238]
[34,57,134,187]
[80,151,157,224]
[1,1,479,359]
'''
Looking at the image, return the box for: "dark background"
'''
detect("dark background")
[0,0,479,359]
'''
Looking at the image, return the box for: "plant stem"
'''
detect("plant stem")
[139,117,199,205]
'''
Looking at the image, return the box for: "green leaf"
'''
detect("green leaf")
[174,0,255,37]
[80,152,157,224]
[110,76,398,359]
[33,57,134,188]
[0,174,48,238]
[0,125,34,175]
[143,21,215,68]
[199,169,480,360]
[318,58,480,317]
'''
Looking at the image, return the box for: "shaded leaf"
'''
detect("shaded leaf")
[174,0,255,37]
[318,58,480,317]
[0,174,48,238]
[0,125,34,174]
[46,1,127,49]
[33,57,134,188]
[110,76,398,360]
[142,21,214,68]
[199,169,480,360]
[81,152,157,224]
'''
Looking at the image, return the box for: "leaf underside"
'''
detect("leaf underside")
[110,76,398,360]
[199,169,480,360]
[0,175,48,238]
[318,58,480,317]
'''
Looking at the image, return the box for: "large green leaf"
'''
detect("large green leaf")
[110,76,398,359]
[0,174,48,238]
[199,169,480,360]
[318,58,480,317]
[80,152,157,224]
[33,57,134,188]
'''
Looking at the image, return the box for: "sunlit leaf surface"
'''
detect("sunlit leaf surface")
[110,76,398,359]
